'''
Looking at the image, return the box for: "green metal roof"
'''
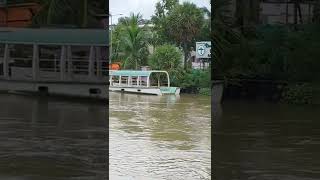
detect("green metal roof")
[0,28,108,46]
[110,70,152,77]
[110,70,169,77]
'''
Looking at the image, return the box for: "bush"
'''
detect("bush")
[148,44,182,70]
[148,44,184,86]
[199,88,211,96]
[216,24,320,82]
[281,83,313,104]
[178,69,211,91]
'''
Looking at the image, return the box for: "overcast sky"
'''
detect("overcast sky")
[110,0,211,24]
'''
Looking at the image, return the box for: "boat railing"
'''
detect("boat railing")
[1,56,108,82]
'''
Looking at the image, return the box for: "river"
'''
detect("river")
[109,92,211,179]
[0,92,211,180]
[214,100,320,180]
[1,92,319,180]
[0,94,107,180]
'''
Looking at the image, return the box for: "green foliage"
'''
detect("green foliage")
[281,83,313,104]
[166,2,204,68]
[32,0,106,27]
[148,45,183,85]
[151,1,207,69]
[112,13,149,69]
[147,44,212,91]
[212,0,241,76]
[166,2,204,43]
[199,88,211,96]
[151,0,179,45]
[197,7,211,41]
[179,69,211,90]
[215,25,320,82]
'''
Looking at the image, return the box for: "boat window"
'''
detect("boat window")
[10,44,33,80]
[121,76,129,85]
[131,76,138,86]
[38,45,61,80]
[141,76,148,86]
[67,46,90,79]
[149,73,169,87]
[112,76,120,85]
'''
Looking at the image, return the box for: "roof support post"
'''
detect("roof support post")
[147,76,150,87]
[165,72,170,87]
[67,46,72,76]
[110,75,113,86]
[32,44,39,81]
[3,44,9,79]
[60,46,66,80]
[95,47,101,77]
[89,46,95,78]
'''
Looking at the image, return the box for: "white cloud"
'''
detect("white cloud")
[110,0,210,24]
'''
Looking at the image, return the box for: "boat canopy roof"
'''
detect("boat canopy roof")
[0,28,108,46]
[109,70,169,77]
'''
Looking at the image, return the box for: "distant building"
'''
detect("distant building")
[0,0,40,27]
[260,0,314,24]
[229,0,316,25]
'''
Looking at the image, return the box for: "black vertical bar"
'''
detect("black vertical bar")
[105,0,110,179]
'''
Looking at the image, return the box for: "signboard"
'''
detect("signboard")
[196,41,211,59]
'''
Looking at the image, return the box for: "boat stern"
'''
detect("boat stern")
[160,87,180,95]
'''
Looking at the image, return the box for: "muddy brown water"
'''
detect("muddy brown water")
[0,92,211,180]
[109,92,211,179]
[0,94,107,180]
[214,100,320,180]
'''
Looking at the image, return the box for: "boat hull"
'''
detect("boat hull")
[109,86,180,96]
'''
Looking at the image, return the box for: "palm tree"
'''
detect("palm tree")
[120,13,149,69]
[32,0,106,27]
[212,0,241,79]
[213,0,240,59]
[166,2,205,69]
[313,0,320,23]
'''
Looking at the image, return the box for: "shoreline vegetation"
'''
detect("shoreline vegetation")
[213,0,320,104]
[109,0,212,96]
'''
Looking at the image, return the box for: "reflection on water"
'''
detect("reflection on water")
[214,100,320,180]
[109,92,211,179]
[0,94,107,180]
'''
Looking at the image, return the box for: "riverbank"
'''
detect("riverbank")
[221,79,320,105]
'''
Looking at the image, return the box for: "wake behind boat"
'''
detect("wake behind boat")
[109,70,180,96]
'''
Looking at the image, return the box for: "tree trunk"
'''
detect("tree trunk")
[286,0,289,24]
[235,0,244,27]
[136,59,138,70]
[183,42,188,69]
[294,0,298,24]
[82,0,88,27]
[313,0,320,23]
[297,1,303,24]
[251,0,260,24]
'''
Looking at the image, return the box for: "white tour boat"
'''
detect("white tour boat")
[109,70,180,95]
